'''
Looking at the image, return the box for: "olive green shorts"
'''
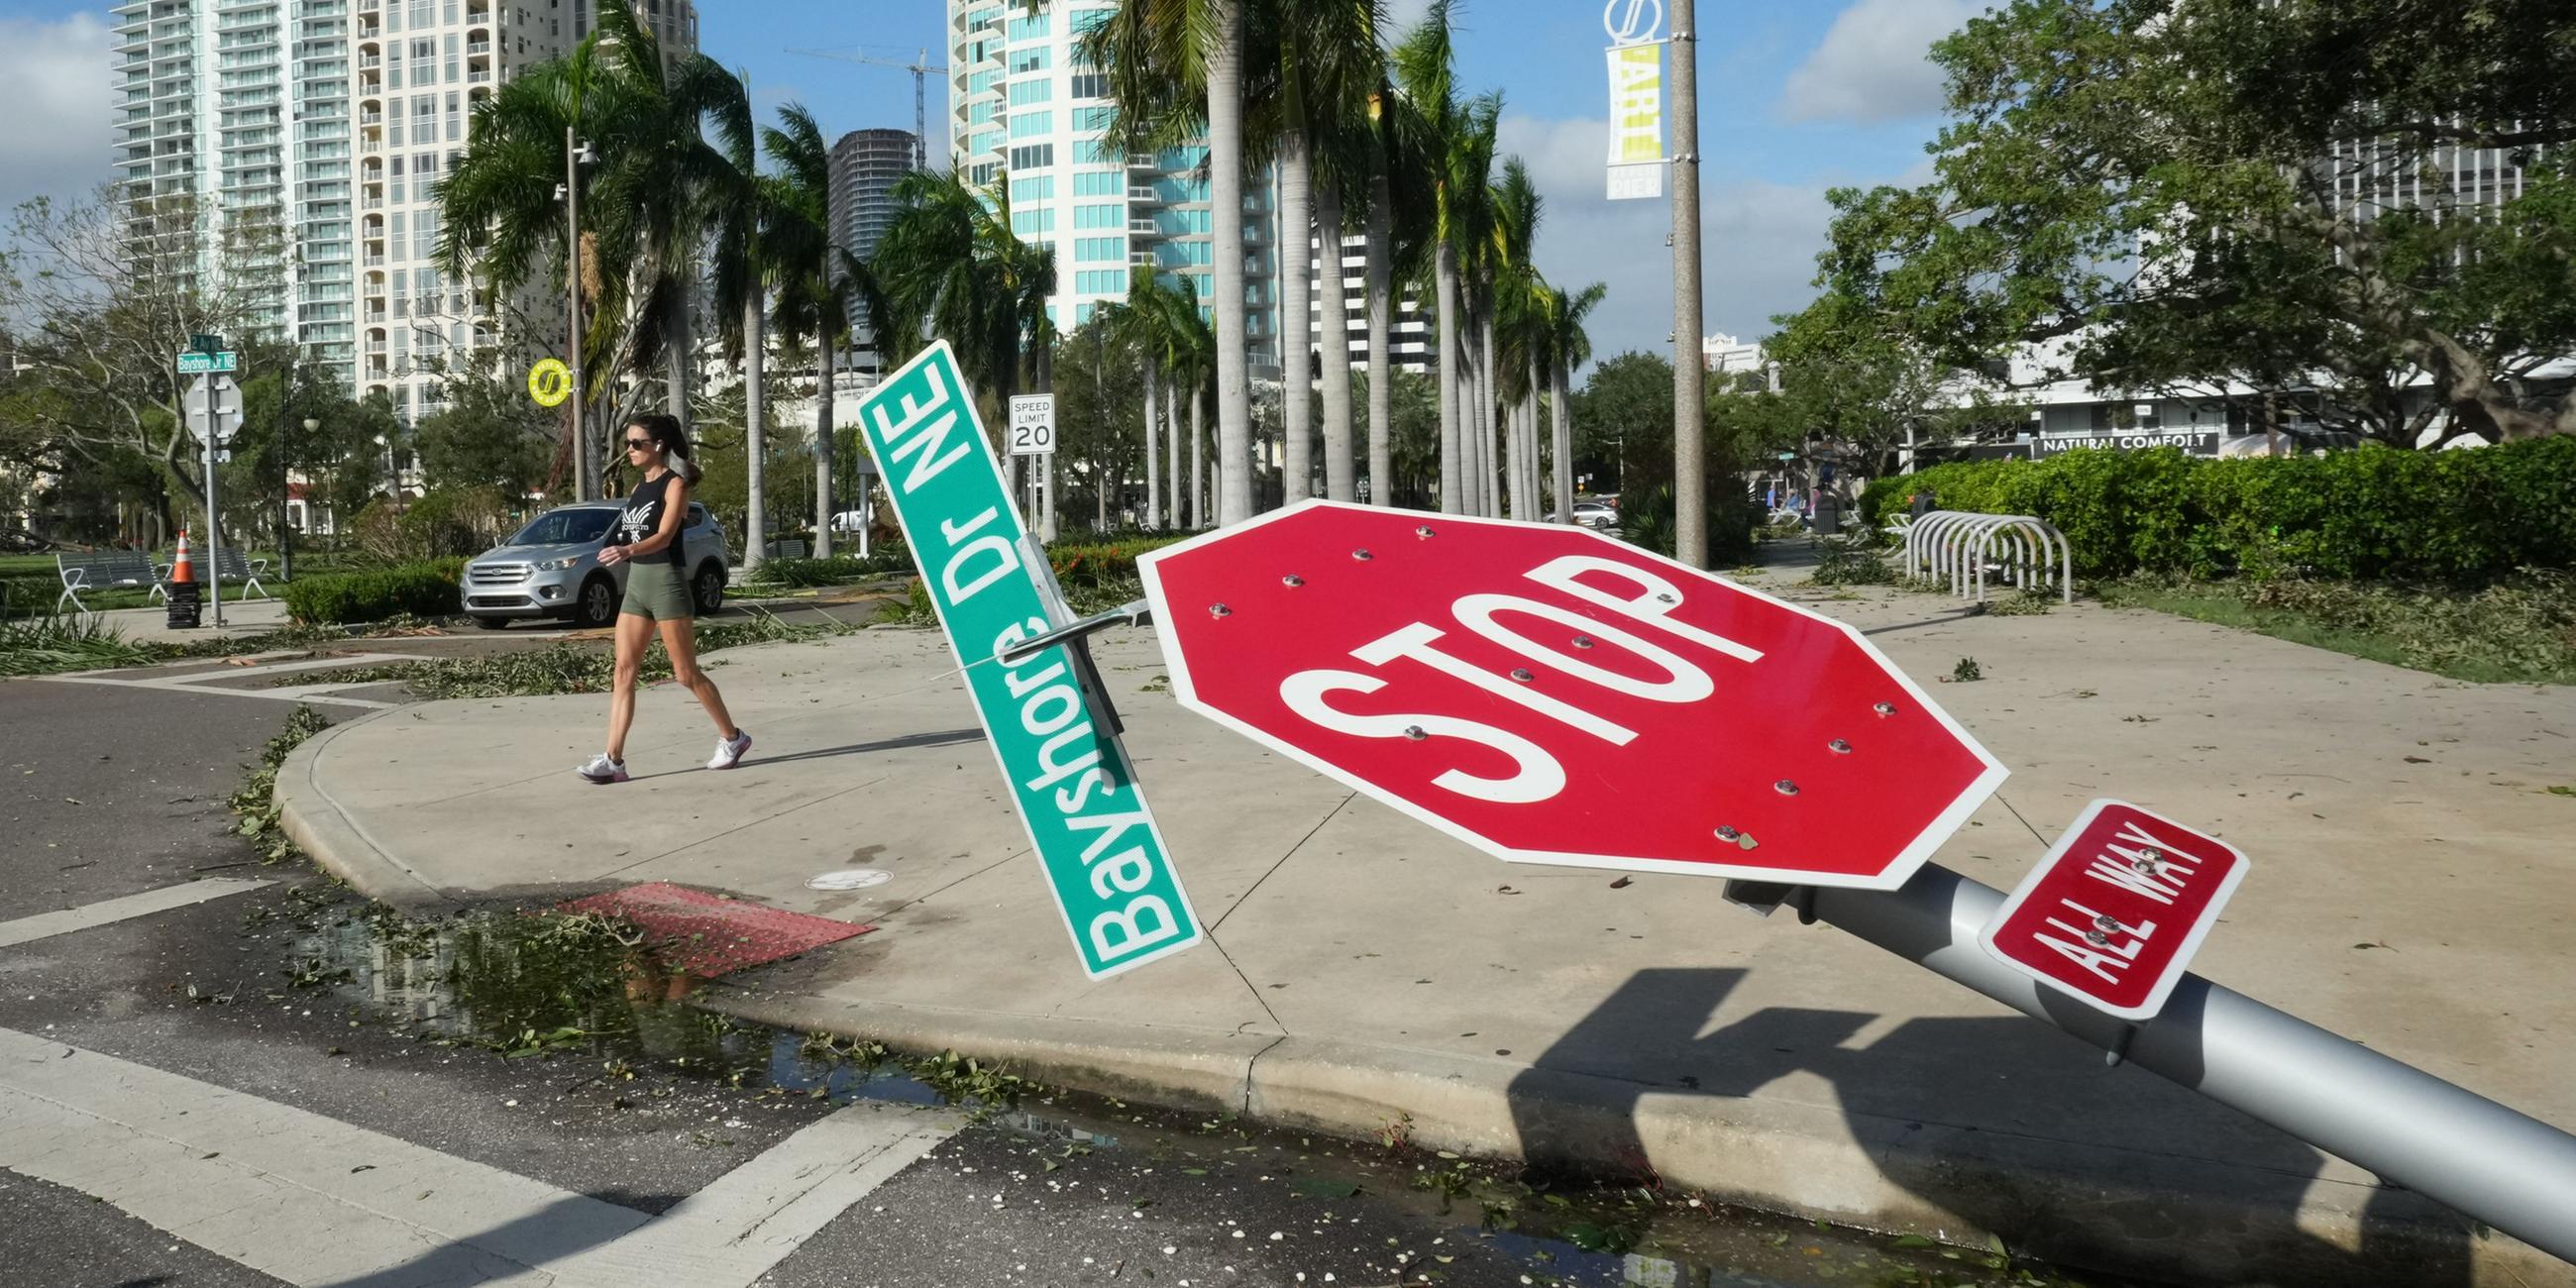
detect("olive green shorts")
[619,561,695,622]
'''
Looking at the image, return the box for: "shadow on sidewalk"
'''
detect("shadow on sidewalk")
[1504,968,2474,1287]
[620,728,987,783]
[314,1191,670,1287]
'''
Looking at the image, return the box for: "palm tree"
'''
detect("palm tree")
[1084,0,1254,524]
[1274,0,1390,504]
[762,104,858,558]
[1389,6,1495,516]
[1489,158,1543,520]
[706,74,767,571]
[1545,282,1605,521]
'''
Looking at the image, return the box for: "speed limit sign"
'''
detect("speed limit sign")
[1008,394,1056,456]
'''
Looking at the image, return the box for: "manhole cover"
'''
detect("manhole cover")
[807,869,894,892]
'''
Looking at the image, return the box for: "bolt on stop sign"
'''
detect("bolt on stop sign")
[1138,501,2005,889]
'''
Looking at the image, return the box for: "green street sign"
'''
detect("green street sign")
[856,341,1202,979]
[189,332,224,355]
[177,351,239,375]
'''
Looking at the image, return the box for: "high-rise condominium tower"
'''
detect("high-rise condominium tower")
[945,0,1279,374]
[115,0,698,424]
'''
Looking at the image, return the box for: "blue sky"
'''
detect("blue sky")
[0,0,1983,362]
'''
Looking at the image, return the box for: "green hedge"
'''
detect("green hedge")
[281,558,465,624]
[1860,437,2576,583]
[1045,535,1187,589]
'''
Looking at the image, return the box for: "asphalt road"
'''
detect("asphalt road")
[0,633,2116,1288]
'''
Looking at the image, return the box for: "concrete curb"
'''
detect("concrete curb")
[275,709,461,912]
[272,705,2568,1288]
[694,981,2546,1288]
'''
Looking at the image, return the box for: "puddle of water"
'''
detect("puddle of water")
[294,901,2126,1288]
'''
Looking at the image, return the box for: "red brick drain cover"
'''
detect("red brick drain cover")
[555,882,874,978]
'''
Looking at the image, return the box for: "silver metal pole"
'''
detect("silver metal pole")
[1667,0,1705,568]
[205,406,223,628]
[1803,865,2576,1260]
[567,126,590,503]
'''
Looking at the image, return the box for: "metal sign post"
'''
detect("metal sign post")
[1135,499,2576,1261]
[854,343,1201,980]
[183,374,242,627]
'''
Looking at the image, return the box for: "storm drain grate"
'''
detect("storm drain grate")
[555,882,874,978]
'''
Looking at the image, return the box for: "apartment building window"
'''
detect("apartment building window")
[1074,203,1121,229]
[1074,237,1123,263]
[1008,144,1052,169]
[1010,110,1052,139]
[443,34,458,83]
[1073,170,1121,197]
[414,209,438,258]
[1073,106,1115,132]
[1006,13,1049,41]
[446,90,461,141]
[1010,174,1054,202]
[1009,79,1051,106]
[1011,207,1055,235]
[1008,47,1049,74]
[1069,71,1109,100]
[967,100,999,125]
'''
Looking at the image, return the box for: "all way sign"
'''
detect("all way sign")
[1980,800,2250,1020]
[854,342,1201,979]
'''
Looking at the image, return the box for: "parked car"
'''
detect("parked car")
[1547,499,1621,530]
[461,501,731,630]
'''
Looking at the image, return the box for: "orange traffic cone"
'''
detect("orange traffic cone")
[170,529,196,587]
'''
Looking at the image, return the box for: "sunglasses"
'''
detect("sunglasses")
[624,437,655,450]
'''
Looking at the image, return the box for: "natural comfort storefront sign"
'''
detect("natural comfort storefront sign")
[2031,429,2222,457]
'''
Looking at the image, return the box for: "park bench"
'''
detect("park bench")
[54,547,271,615]
[54,550,161,615]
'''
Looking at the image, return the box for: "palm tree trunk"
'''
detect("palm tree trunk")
[1504,355,1514,520]
[1479,310,1500,517]
[1364,170,1395,505]
[743,291,768,573]
[1525,352,1543,518]
[1169,380,1186,528]
[1208,0,1252,525]
[813,332,835,559]
[1315,179,1356,503]
[667,290,693,418]
[1552,358,1574,521]
[1142,367,1161,530]
[1435,241,1461,513]
[1279,127,1315,506]
[1191,384,1208,528]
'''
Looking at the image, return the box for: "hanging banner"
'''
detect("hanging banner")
[1606,43,1664,200]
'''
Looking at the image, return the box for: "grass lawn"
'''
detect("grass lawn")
[2095,574,2576,687]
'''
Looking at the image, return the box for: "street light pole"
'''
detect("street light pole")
[1668,0,1706,568]
[564,127,592,503]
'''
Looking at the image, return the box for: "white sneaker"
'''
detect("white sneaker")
[577,753,628,784]
[706,729,752,770]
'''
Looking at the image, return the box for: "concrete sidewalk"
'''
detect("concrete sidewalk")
[276,570,2576,1287]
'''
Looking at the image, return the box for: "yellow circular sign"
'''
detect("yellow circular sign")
[528,358,572,408]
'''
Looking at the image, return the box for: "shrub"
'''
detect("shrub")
[1859,437,2576,584]
[1044,535,1186,589]
[282,558,465,624]
[1807,537,1894,586]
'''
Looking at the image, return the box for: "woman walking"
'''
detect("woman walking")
[577,414,752,784]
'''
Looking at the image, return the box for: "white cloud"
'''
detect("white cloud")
[1498,113,1844,373]
[0,14,114,215]
[1777,0,1983,125]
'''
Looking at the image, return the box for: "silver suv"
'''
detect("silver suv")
[463,501,731,629]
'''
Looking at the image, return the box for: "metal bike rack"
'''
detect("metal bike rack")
[1902,510,2074,604]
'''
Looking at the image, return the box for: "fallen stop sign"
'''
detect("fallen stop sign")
[1138,501,2005,889]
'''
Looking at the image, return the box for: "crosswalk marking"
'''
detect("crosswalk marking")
[0,878,272,950]
[42,651,441,709]
[0,1025,960,1287]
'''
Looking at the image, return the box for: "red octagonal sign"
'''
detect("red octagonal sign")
[1137,501,2006,889]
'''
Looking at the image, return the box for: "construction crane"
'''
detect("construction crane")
[787,47,947,171]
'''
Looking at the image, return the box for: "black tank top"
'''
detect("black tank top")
[612,472,687,567]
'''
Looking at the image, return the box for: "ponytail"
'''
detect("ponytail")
[626,413,701,484]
